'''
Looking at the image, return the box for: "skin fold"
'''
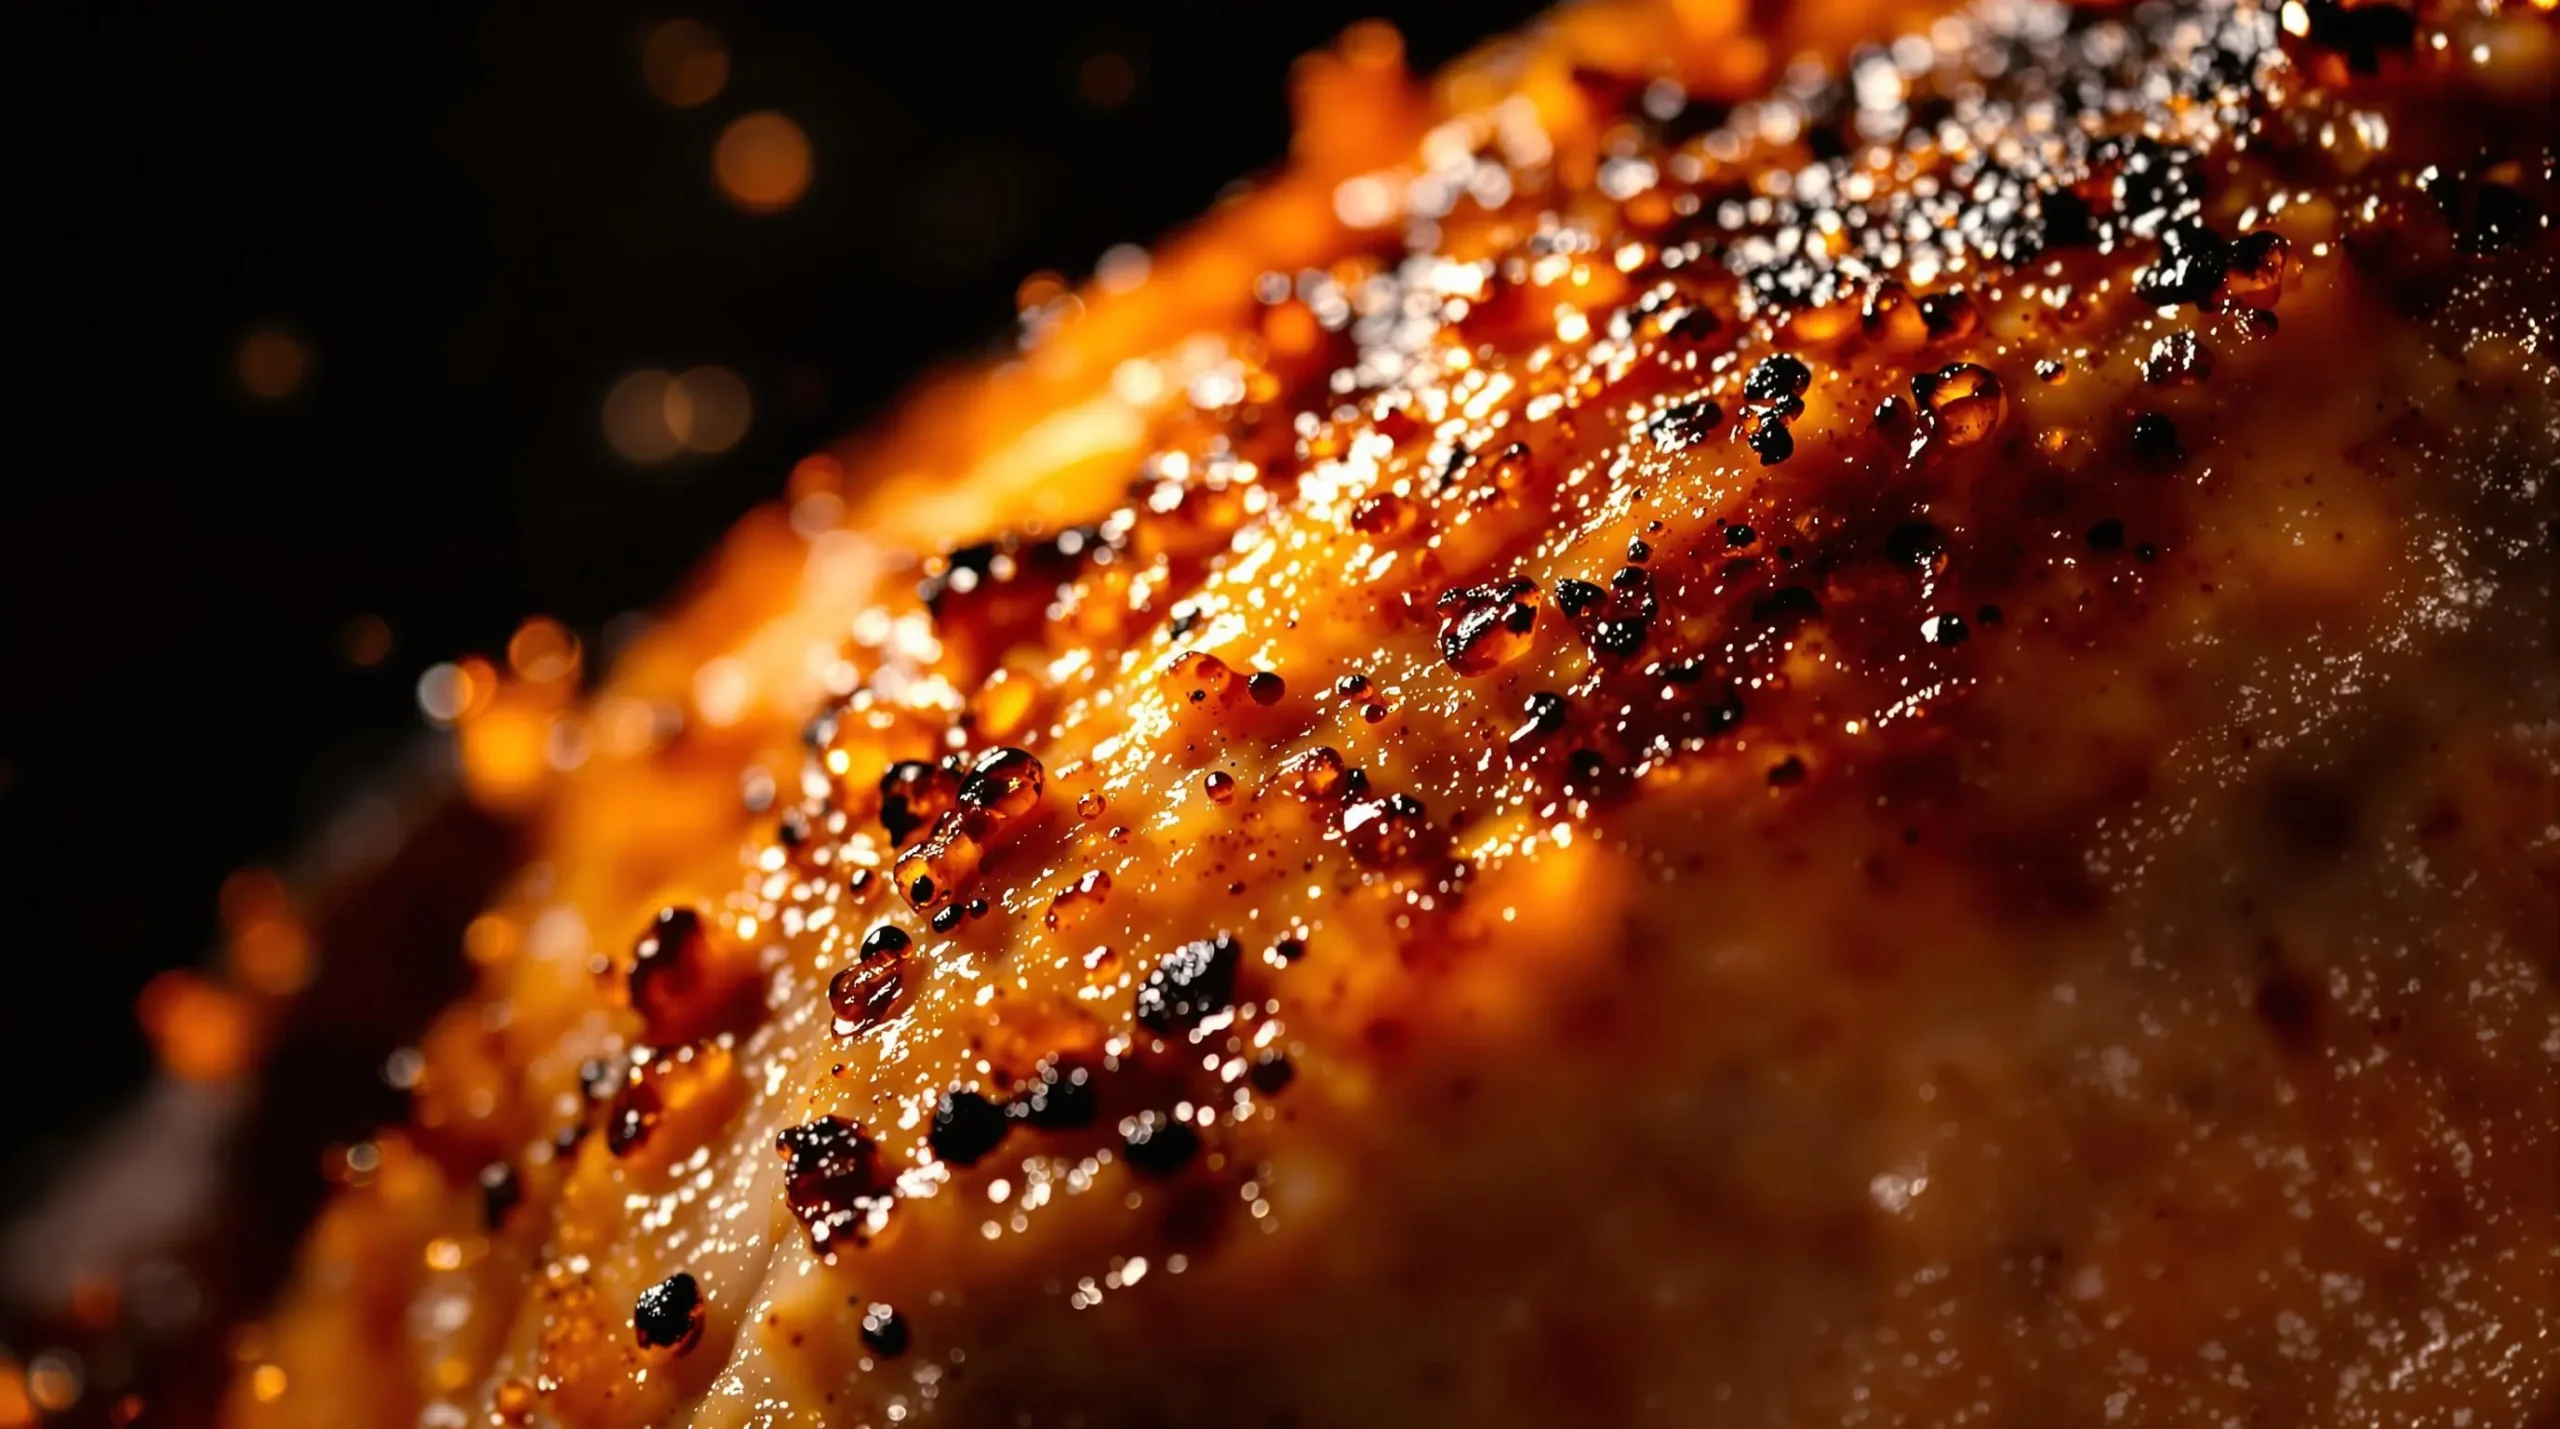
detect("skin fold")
[224,0,2558,1423]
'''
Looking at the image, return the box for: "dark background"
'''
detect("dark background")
[2,5,1540,1203]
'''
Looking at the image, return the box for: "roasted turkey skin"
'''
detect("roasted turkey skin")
[227,0,2558,1424]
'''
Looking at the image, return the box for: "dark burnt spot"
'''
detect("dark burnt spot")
[634,1272,705,1353]
[1010,1059,1100,1129]
[1512,691,1570,749]
[878,761,960,848]
[1724,524,1756,548]
[1649,399,1723,451]
[1136,934,1242,1034]
[1553,579,1605,619]
[628,906,719,1044]
[2141,331,2214,386]
[1918,290,1979,342]
[776,1115,893,1254]
[607,1078,661,1157]
[2037,187,2097,248]
[1887,521,1946,571]
[919,526,1115,651]
[1743,353,1812,405]
[1923,612,1971,646]
[479,1161,521,1230]
[2087,519,2127,553]
[1119,1113,1202,1178]
[2284,0,2417,74]
[2265,772,2357,862]
[2426,169,2546,256]
[2253,967,2324,1052]
[2131,412,2185,467]
[1767,755,1807,787]
[1247,1051,1295,1094]
[1753,585,1824,626]
[927,1089,1011,1167]
[1746,412,1796,465]
[1437,578,1544,676]
[2134,222,2228,306]
[859,1303,910,1359]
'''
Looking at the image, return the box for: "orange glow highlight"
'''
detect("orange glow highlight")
[641,19,728,108]
[714,112,812,214]
[138,971,256,1083]
[236,328,310,401]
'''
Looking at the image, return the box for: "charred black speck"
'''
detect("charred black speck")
[1923,612,1972,647]
[1512,691,1569,748]
[1743,353,1812,406]
[634,1272,705,1353]
[2131,412,2185,467]
[1649,399,1723,451]
[1724,524,1755,548]
[2087,518,2127,552]
[1436,578,1544,677]
[479,1160,521,1230]
[1746,412,1795,465]
[2142,331,2213,386]
[1136,934,1242,1033]
[1766,755,1807,787]
[1553,579,1605,619]
[927,1089,1011,1167]
[2134,222,2228,306]
[1119,1113,1202,1178]
[929,903,966,934]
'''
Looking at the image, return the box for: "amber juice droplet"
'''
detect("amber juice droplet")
[829,925,909,1035]
[1436,578,1543,676]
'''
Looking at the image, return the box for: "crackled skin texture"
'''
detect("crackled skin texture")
[226,0,2560,1425]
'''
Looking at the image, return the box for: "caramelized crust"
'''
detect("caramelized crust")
[228,0,2558,1424]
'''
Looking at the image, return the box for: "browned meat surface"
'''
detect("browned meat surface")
[218,0,2558,1423]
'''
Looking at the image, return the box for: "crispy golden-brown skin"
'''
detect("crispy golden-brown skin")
[228,0,2559,1424]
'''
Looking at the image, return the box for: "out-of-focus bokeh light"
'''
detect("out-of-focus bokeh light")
[505,615,581,684]
[607,366,751,461]
[641,19,729,108]
[340,613,393,668]
[0,1361,29,1429]
[1078,50,1137,108]
[235,327,310,401]
[416,658,497,726]
[24,1356,77,1417]
[1095,243,1151,294]
[714,111,812,214]
[137,971,255,1084]
[671,365,751,453]
[604,368,682,462]
[220,867,311,997]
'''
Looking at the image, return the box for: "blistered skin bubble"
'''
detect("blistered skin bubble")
[226,0,2560,1426]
